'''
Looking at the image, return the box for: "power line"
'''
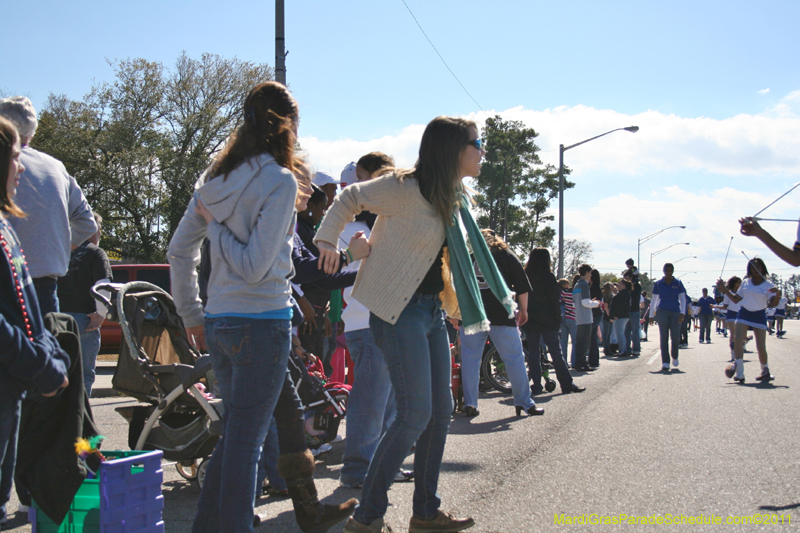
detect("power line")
[400,0,488,118]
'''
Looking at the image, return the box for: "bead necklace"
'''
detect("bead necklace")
[0,218,33,341]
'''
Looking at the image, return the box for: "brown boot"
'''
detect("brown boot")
[278,450,358,533]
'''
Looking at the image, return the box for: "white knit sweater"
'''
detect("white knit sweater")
[314,173,454,325]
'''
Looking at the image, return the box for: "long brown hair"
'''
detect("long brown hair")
[207,82,300,181]
[399,116,475,225]
[0,117,25,217]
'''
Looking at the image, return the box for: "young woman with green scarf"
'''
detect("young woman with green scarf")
[315,116,510,533]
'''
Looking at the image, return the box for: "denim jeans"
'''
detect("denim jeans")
[523,327,574,393]
[655,309,681,364]
[699,314,713,342]
[65,312,102,397]
[354,294,451,524]
[602,316,613,353]
[612,318,629,354]
[573,323,592,367]
[0,392,21,524]
[589,313,602,366]
[460,325,534,410]
[625,311,641,354]
[192,316,290,533]
[257,417,286,491]
[559,319,577,367]
[340,328,395,487]
[680,318,689,344]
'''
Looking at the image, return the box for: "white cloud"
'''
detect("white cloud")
[759,88,770,94]
[299,94,800,293]
[300,90,800,181]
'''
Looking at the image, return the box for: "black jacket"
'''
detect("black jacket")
[525,271,562,331]
[15,312,100,525]
[610,289,631,319]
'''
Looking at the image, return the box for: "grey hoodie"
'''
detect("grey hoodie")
[168,153,297,328]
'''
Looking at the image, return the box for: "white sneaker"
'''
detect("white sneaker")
[331,435,344,443]
[310,443,332,457]
[18,504,28,514]
[662,363,670,371]
[672,358,679,368]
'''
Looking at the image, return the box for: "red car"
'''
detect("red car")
[100,264,171,352]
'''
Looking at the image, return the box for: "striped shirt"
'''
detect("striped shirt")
[561,289,576,321]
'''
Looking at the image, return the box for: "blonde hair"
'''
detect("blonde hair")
[481,228,509,251]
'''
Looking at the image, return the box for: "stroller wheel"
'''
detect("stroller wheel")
[196,457,210,490]
[176,459,199,480]
[544,379,557,393]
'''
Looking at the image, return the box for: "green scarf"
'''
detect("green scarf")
[445,195,516,334]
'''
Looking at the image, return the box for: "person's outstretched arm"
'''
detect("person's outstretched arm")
[740,217,800,267]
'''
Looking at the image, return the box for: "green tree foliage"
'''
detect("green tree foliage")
[32,52,272,263]
[473,116,573,256]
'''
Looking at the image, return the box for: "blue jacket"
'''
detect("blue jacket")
[0,217,69,400]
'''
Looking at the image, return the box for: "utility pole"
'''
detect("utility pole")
[275,0,286,85]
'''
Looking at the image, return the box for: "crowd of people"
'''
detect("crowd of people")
[2,82,799,533]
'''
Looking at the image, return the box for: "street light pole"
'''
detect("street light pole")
[558,126,639,278]
[637,225,686,271]
[275,0,286,85]
[650,242,690,280]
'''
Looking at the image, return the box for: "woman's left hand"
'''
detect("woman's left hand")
[348,231,371,262]
[317,241,341,274]
[195,198,214,224]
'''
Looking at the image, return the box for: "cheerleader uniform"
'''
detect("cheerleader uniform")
[735,278,775,330]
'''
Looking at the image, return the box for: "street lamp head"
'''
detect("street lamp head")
[624,126,639,133]
[679,225,686,229]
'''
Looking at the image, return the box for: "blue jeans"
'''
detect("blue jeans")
[573,323,592,367]
[602,316,612,353]
[66,312,102,397]
[340,328,395,487]
[355,294,451,524]
[0,392,21,524]
[523,328,574,393]
[192,316,290,533]
[699,314,712,342]
[625,311,641,354]
[460,325,534,410]
[612,318,629,354]
[559,319,577,367]
[655,309,681,364]
[257,417,286,491]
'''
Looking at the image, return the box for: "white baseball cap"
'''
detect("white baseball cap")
[340,162,357,185]
[312,171,340,187]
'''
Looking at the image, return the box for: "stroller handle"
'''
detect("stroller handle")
[91,282,124,320]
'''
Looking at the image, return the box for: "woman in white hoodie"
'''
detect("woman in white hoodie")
[169,82,354,533]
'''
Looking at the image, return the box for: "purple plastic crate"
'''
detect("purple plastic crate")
[31,450,164,533]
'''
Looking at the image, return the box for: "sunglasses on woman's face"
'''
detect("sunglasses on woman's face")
[466,139,483,150]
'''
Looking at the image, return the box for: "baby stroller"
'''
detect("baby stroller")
[286,346,349,449]
[92,281,223,488]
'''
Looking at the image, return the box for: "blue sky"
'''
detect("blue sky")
[4,0,800,295]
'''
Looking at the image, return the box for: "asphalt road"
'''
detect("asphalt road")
[4,320,800,532]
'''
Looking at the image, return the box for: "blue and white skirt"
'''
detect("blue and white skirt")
[725,310,738,322]
[735,307,767,330]
[774,308,786,317]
